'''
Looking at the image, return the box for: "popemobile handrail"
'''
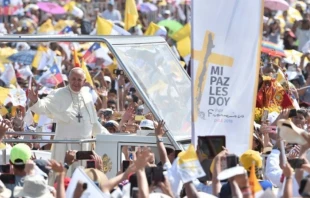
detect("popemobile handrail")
[5,131,55,136]
[1,134,96,163]
[2,139,96,144]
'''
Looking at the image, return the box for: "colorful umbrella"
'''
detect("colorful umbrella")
[264,0,289,11]
[261,41,286,57]
[8,50,36,65]
[138,2,158,12]
[37,2,66,15]
[158,20,183,35]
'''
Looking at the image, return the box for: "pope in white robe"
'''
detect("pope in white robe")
[28,68,109,173]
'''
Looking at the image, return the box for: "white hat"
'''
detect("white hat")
[14,175,53,198]
[139,119,154,129]
[164,10,171,15]
[0,180,11,198]
[71,6,84,19]
[277,119,307,145]
[16,42,30,51]
[217,166,247,181]
[104,76,111,83]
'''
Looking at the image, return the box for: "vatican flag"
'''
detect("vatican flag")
[144,22,167,37]
[96,17,130,35]
[191,0,263,155]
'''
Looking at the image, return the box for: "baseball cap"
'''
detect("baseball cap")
[104,76,111,83]
[240,150,262,171]
[10,143,32,165]
[164,10,171,15]
[54,177,71,190]
[139,119,155,129]
[108,0,114,5]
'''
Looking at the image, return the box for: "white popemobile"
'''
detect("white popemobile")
[0,35,191,178]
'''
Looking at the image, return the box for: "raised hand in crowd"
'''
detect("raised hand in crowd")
[157,178,174,198]
[0,120,9,140]
[47,159,66,198]
[73,181,87,198]
[64,150,77,166]
[287,145,301,159]
[25,160,36,176]
[47,159,66,173]
[283,163,293,198]
[212,147,229,196]
[135,147,153,170]
[155,120,166,138]
[121,104,135,123]
[90,151,103,172]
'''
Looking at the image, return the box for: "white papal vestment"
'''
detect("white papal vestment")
[30,86,109,175]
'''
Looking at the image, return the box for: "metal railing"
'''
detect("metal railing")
[2,131,96,163]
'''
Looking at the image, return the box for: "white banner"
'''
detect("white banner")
[191,0,263,155]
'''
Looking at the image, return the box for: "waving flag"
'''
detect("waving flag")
[38,62,63,87]
[0,63,16,86]
[32,45,49,70]
[144,22,167,36]
[96,17,130,35]
[59,26,72,34]
[6,87,27,107]
[124,0,138,30]
[166,144,205,197]
[249,163,263,197]
[81,59,94,87]
[83,43,101,63]
[0,0,20,15]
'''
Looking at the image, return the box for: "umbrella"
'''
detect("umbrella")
[264,0,289,11]
[138,2,158,12]
[158,20,183,35]
[8,50,36,65]
[37,2,66,15]
[261,41,286,57]
[284,49,308,65]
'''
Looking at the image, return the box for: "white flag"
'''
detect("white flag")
[191,0,263,155]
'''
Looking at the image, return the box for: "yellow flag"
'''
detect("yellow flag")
[0,47,17,63]
[96,17,113,35]
[72,49,81,67]
[38,19,54,34]
[124,0,138,30]
[0,87,10,105]
[177,36,191,57]
[81,59,94,87]
[32,45,48,69]
[249,162,263,196]
[170,23,191,42]
[63,1,76,12]
[276,69,286,84]
[0,103,8,116]
[54,20,74,32]
[144,22,162,36]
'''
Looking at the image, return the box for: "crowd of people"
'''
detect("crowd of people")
[4,0,310,197]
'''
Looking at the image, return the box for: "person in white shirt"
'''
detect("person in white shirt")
[101,1,122,22]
